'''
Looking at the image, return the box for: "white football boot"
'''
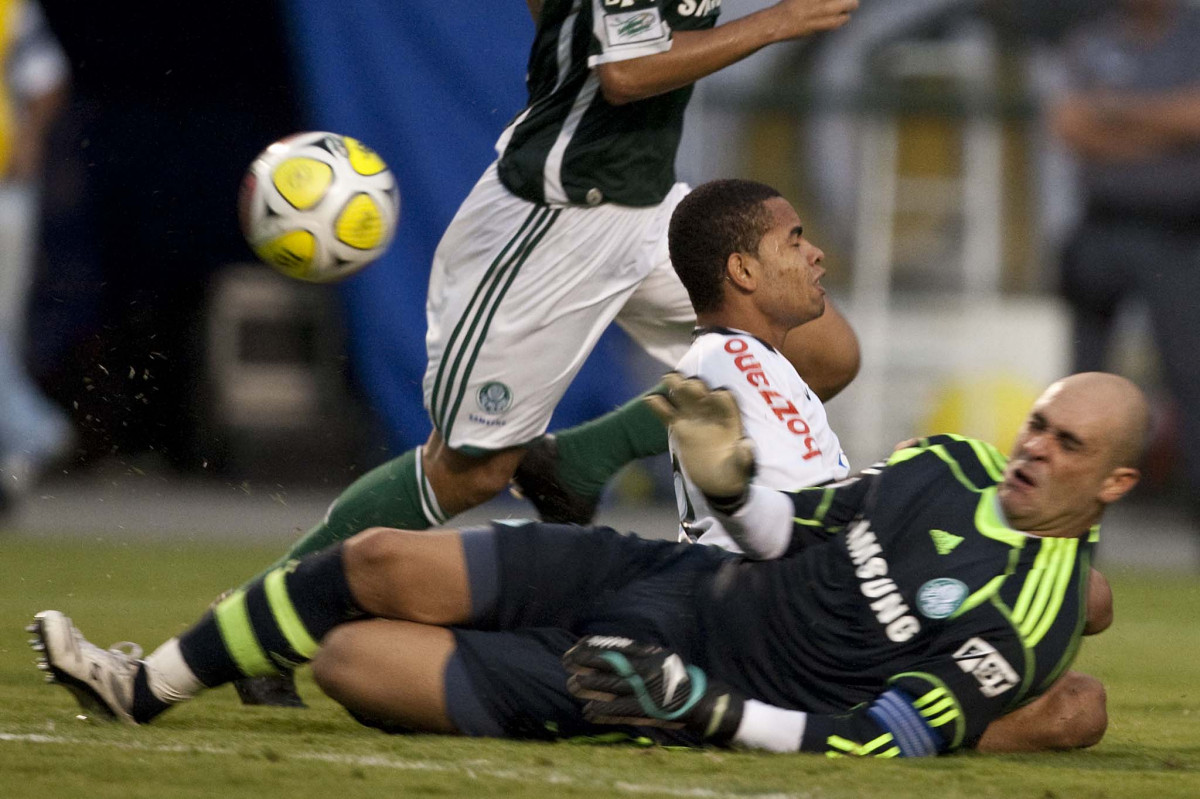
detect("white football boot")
[28,610,142,724]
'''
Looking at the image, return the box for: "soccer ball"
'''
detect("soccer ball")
[239,131,400,283]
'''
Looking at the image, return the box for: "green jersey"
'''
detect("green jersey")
[496,0,719,208]
[697,435,1097,756]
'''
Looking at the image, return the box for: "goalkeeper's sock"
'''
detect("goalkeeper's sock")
[552,383,669,498]
[271,447,443,569]
[151,544,363,719]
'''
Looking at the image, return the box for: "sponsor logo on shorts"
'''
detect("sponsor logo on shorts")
[954,637,1019,697]
[916,578,968,619]
[476,381,513,414]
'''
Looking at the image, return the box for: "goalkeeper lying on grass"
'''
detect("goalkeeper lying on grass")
[31,370,1140,756]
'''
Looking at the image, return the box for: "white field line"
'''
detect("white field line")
[0,731,806,799]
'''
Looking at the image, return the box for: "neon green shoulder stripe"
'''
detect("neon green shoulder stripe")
[975,487,1028,548]
[1026,539,1079,647]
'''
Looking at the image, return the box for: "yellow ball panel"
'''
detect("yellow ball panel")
[335,193,385,250]
[272,157,334,210]
[343,136,388,176]
[254,229,317,280]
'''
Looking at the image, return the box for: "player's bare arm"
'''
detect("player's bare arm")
[525,0,543,23]
[1084,567,1113,635]
[598,0,857,105]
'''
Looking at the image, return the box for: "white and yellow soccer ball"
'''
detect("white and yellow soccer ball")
[239,131,400,283]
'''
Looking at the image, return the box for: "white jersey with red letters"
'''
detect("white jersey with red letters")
[672,327,849,552]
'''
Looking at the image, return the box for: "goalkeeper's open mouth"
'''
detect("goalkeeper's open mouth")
[1003,464,1037,493]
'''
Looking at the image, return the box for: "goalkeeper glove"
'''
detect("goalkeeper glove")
[645,372,755,511]
[563,636,745,745]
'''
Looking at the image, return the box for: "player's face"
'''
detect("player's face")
[998,383,1119,535]
[750,197,826,330]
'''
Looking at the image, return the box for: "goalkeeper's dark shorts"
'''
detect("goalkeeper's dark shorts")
[442,521,732,742]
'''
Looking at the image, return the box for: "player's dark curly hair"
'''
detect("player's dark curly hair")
[668,179,782,314]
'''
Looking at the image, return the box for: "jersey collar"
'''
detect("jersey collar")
[692,326,778,354]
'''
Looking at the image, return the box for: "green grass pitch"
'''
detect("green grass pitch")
[1,537,1197,798]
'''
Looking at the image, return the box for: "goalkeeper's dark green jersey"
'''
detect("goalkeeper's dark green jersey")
[697,435,1097,757]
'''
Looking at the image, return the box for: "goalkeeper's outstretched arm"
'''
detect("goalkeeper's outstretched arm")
[563,636,960,757]
[647,372,879,559]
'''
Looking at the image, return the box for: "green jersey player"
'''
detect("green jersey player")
[30,190,1137,753]
[231,0,862,707]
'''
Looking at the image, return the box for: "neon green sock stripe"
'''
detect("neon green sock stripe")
[213,589,274,677]
[263,568,320,659]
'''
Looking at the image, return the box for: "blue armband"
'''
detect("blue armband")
[866,689,940,757]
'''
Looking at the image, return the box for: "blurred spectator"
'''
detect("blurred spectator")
[0,0,72,509]
[1050,0,1200,508]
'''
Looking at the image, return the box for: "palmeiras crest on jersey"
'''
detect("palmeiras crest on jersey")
[477,382,513,414]
[916,578,968,619]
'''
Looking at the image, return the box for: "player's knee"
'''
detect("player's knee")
[310,625,358,703]
[457,461,520,506]
[343,527,421,614]
[1052,672,1108,749]
[425,445,524,511]
[344,526,410,569]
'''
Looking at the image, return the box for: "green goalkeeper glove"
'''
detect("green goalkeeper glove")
[645,372,755,508]
[563,636,745,745]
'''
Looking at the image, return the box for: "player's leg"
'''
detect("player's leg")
[973,671,1107,752]
[513,201,696,523]
[265,445,451,569]
[312,619,459,733]
[32,527,475,724]
[260,166,549,567]
[315,623,602,740]
[778,299,860,402]
[314,524,709,743]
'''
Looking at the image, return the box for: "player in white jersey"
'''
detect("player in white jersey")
[654,178,845,552]
[673,327,848,551]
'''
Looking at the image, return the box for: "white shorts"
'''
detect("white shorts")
[424,162,695,452]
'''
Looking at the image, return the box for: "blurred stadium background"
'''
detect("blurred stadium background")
[2,0,1195,572]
